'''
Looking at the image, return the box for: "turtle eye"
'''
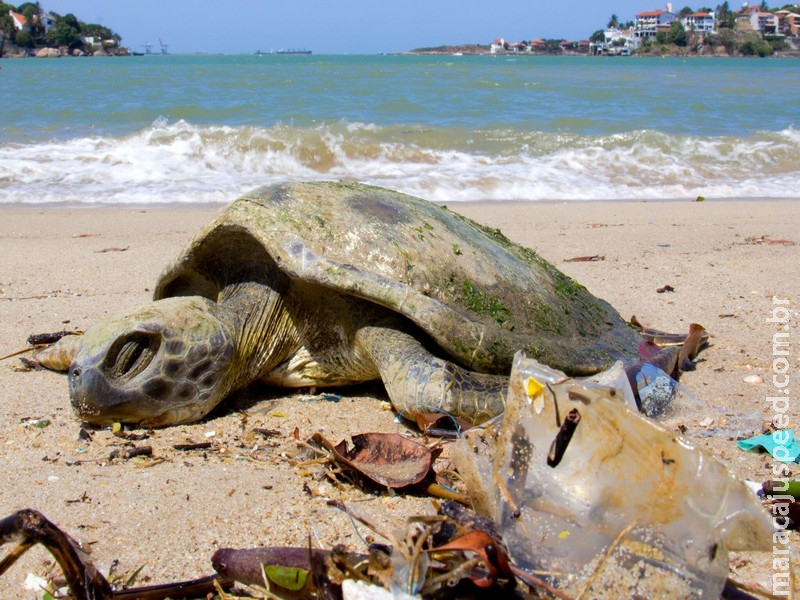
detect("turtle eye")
[103,331,160,380]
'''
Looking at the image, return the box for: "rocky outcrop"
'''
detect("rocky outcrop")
[35,47,60,58]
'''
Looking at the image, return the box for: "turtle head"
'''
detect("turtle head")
[68,296,236,427]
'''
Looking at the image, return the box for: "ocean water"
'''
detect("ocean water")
[1,54,798,205]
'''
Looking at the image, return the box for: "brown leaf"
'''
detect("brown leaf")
[430,530,514,589]
[331,433,432,488]
[656,284,675,293]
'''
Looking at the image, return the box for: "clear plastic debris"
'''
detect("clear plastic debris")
[451,352,774,598]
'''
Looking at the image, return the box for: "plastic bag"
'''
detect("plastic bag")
[452,352,774,598]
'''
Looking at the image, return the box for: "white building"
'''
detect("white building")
[682,11,716,33]
[634,6,677,41]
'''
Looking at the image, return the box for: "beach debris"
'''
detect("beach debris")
[108,444,153,461]
[173,441,212,451]
[312,432,433,489]
[762,479,800,500]
[623,322,708,417]
[213,545,371,599]
[760,481,799,531]
[629,315,707,347]
[213,501,516,597]
[563,254,605,262]
[44,181,642,428]
[0,509,227,599]
[0,330,81,367]
[0,501,517,600]
[450,352,775,598]
[656,283,675,293]
[743,373,764,384]
[744,235,796,246]
[94,246,129,253]
[414,412,473,438]
[695,195,705,202]
[26,331,76,346]
[737,430,800,463]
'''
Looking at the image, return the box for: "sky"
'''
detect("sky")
[40,0,670,55]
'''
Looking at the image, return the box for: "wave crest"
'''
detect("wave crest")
[1,120,798,204]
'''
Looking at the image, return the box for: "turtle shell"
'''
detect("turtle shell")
[154,182,639,375]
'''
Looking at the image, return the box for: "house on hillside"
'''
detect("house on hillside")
[738,5,779,35]
[634,7,677,42]
[682,11,716,34]
[776,10,800,36]
[9,9,56,33]
[42,12,56,33]
[590,27,634,54]
[9,11,28,31]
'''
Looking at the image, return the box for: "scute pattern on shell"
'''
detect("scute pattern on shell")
[155,182,639,375]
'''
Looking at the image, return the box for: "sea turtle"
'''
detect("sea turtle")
[54,181,642,427]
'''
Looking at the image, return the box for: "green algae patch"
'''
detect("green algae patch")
[462,280,512,326]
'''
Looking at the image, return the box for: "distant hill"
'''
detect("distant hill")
[0,2,127,57]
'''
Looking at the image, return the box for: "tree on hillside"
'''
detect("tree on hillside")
[14,28,32,47]
[679,6,695,17]
[82,22,119,43]
[716,1,737,29]
[0,2,14,35]
[607,14,619,28]
[61,13,81,32]
[590,29,606,43]
[45,16,79,47]
[668,21,688,45]
[741,31,773,55]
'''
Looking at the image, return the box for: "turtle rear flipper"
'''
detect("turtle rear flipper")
[357,325,506,425]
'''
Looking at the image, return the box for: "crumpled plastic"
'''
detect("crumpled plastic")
[737,429,800,463]
[451,353,775,598]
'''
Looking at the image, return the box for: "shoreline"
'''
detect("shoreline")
[0,198,798,594]
[1,195,799,211]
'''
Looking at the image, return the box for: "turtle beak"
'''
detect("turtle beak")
[68,329,162,423]
[68,297,235,427]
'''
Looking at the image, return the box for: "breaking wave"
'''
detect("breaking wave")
[1,119,798,205]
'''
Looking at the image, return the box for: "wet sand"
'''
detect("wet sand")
[0,198,798,595]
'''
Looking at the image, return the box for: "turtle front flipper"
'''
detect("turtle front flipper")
[34,334,83,372]
[357,325,506,425]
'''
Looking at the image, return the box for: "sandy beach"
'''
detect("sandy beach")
[0,197,797,596]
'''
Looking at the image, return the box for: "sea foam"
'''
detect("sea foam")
[0,119,797,205]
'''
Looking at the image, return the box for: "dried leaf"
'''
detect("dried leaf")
[331,433,432,488]
[564,254,605,262]
[430,530,514,589]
